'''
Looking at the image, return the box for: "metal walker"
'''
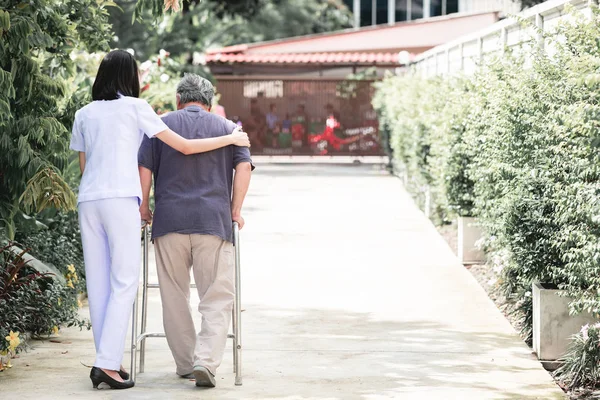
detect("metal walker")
[129,222,243,385]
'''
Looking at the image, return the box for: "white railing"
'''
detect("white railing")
[460,0,522,15]
[413,0,595,77]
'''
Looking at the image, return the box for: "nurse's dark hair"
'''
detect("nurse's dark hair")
[92,50,140,101]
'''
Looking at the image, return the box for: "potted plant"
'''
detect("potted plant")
[554,323,600,392]
[532,283,597,362]
[457,216,485,264]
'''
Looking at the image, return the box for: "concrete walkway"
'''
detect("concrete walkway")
[0,163,564,399]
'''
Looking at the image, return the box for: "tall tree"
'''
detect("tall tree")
[227,0,352,45]
[0,0,113,238]
[110,0,351,63]
[134,0,266,19]
[110,0,241,62]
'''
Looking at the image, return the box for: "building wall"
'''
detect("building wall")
[344,0,522,26]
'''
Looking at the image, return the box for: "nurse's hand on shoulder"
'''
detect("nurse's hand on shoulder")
[230,127,251,147]
[140,205,153,225]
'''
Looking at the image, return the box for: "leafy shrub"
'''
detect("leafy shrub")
[14,210,85,288]
[373,74,475,223]
[429,78,477,219]
[0,243,89,358]
[555,323,600,390]
[374,77,433,217]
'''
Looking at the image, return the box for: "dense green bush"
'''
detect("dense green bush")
[555,323,600,390]
[373,75,476,223]
[0,244,88,356]
[374,77,434,217]
[374,7,600,342]
[15,211,85,287]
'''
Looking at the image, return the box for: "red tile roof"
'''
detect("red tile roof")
[205,12,498,67]
[207,44,248,55]
[206,11,499,56]
[205,52,402,65]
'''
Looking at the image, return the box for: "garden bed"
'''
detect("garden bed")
[0,243,89,371]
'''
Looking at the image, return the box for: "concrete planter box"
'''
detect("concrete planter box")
[8,244,66,285]
[532,282,597,361]
[457,216,485,264]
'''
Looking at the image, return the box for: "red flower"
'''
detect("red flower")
[157,58,162,67]
[164,0,180,12]
[141,83,150,92]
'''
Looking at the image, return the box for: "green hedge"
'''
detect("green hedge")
[15,210,85,290]
[374,8,600,338]
[374,75,477,224]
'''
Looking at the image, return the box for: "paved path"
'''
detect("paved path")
[0,163,564,399]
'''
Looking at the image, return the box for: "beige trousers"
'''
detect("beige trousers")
[154,233,234,376]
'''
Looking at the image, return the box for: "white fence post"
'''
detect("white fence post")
[535,12,544,50]
[424,186,431,219]
[388,0,396,25]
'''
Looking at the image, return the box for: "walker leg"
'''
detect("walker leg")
[130,283,139,383]
[233,222,242,386]
[139,226,150,373]
[232,308,237,374]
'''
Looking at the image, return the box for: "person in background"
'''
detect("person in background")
[70,50,249,390]
[279,113,292,148]
[266,103,279,147]
[266,103,278,130]
[138,73,254,389]
[248,98,266,148]
[292,104,310,148]
[325,102,343,139]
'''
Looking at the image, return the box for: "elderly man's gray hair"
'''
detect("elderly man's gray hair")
[176,73,214,106]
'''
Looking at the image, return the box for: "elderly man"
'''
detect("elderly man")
[137,74,253,387]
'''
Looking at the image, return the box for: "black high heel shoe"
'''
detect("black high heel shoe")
[90,366,135,389]
[118,368,129,380]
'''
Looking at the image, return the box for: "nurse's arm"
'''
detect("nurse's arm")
[78,152,86,174]
[154,127,250,155]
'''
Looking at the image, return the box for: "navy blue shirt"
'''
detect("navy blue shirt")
[138,105,253,242]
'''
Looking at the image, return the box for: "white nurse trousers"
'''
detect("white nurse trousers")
[79,197,140,370]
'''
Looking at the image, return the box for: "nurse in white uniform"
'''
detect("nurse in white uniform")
[70,50,249,390]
